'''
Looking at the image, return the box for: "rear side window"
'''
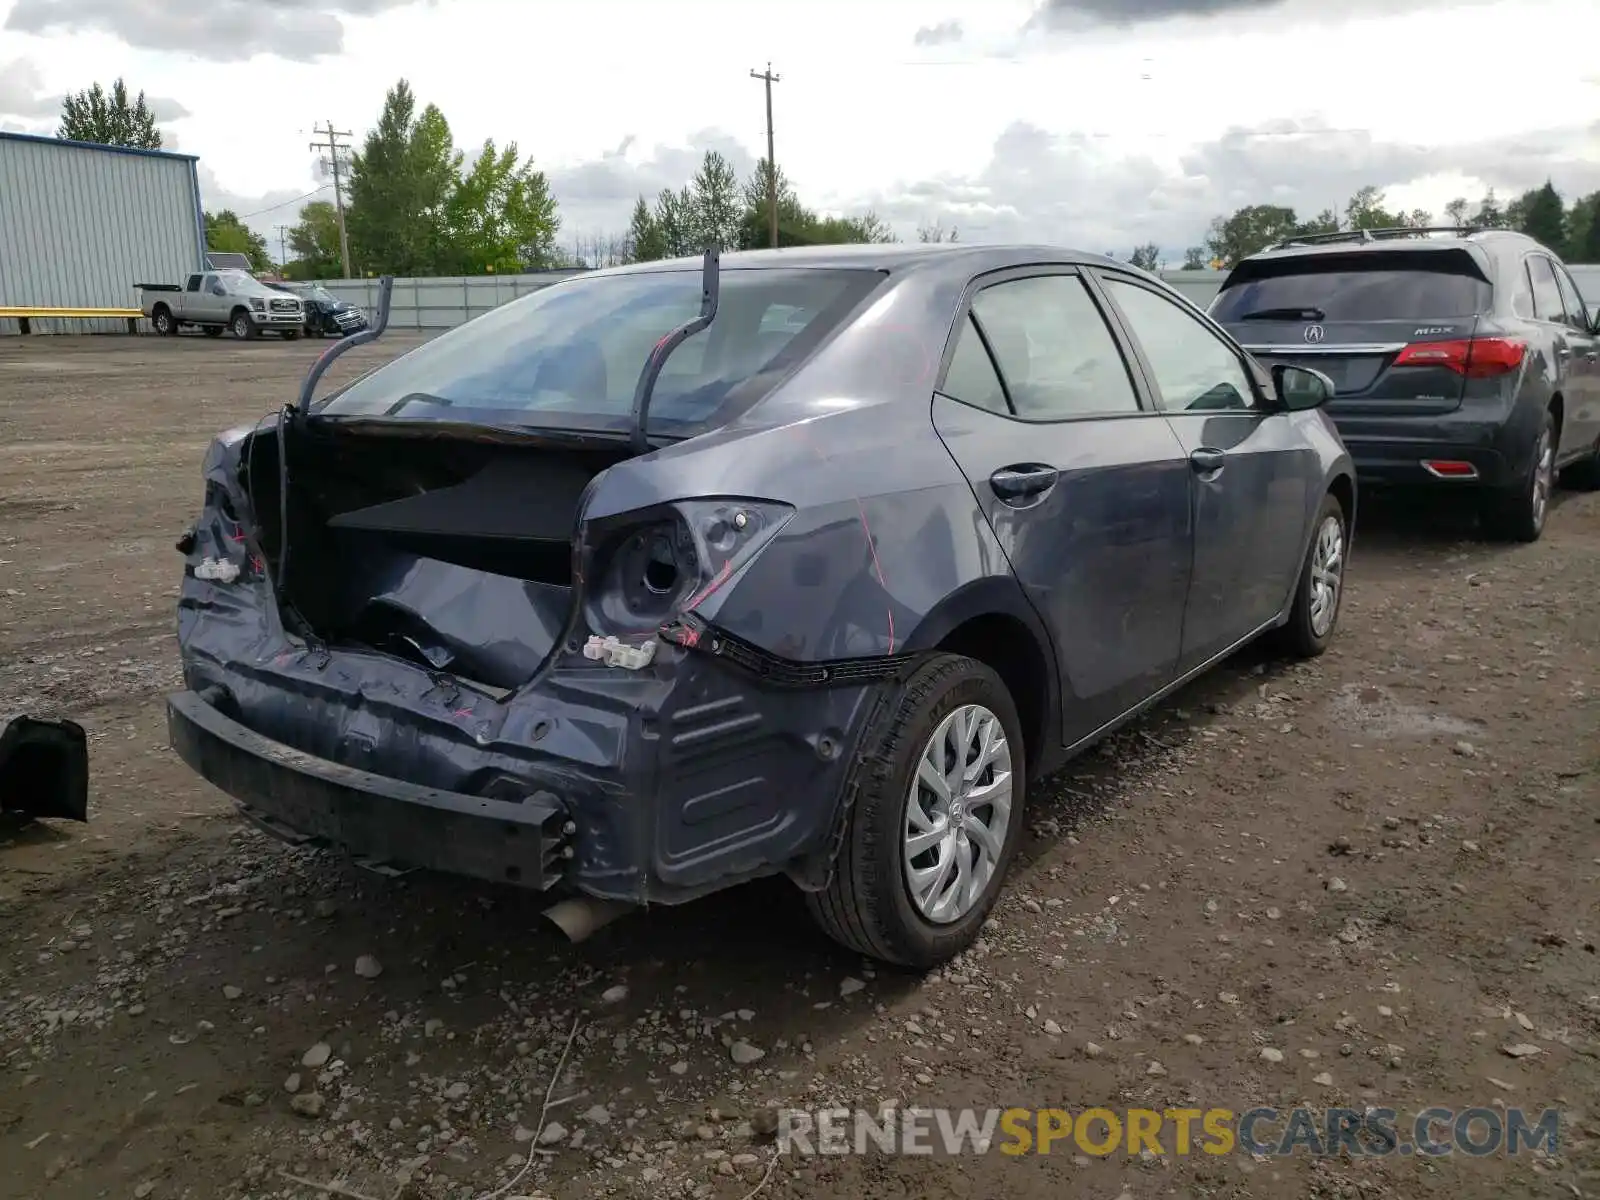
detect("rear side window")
[1528,256,1565,323]
[1210,250,1492,322]
[318,267,883,434]
[940,316,1009,414]
[966,275,1140,419]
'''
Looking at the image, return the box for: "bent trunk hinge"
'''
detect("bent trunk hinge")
[272,276,396,621]
[627,246,720,456]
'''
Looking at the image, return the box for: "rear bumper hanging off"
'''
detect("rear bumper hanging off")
[166,689,573,889]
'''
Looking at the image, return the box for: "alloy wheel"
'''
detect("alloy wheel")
[1531,429,1554,533]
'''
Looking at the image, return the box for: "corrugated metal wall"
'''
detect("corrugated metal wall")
[0,133,204,335]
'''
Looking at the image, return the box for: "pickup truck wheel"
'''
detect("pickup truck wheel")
[806,653,1026,969]
[151,306,175,336]
[229,310,256,340]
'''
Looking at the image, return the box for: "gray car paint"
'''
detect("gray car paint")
[169,244,1354,907]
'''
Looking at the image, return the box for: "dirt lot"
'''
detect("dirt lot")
[1,334,1596,1200]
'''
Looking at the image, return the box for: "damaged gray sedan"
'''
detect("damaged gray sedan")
[168,244,1355,968]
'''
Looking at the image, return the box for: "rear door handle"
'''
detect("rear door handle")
[990,464,1059,502]
[1189,447,1226,475]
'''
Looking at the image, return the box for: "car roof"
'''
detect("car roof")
[587,243,1141,281]
[1237,227,1537,266]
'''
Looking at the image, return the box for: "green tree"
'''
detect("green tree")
[442,140,561,272]
[687,151,743,251]
[1444,197,1471,226]
[1512,181,1565,250]
[1129,243,1161,271]
[345,80,461,275]
[58,79,162,149]
[1344,186,1401,230]
[628,196,667,262]
[1182,246,1207,270]
[1297,208,1340,236]
[1566,192,1600,263]
[730,159,890,249]
[284,201,343,280]
[1472,189,1508,229]
[1205,204,1301,267]
[205,210,272,274]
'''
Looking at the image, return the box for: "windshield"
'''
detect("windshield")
[1210,251,1491,323]
[317,266,883,434]
[217,269,281,299]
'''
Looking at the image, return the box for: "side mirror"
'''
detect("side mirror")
[1272,363,1335,411]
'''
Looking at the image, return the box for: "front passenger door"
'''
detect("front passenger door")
[1093,272,1313,671]
[930,269,1194,748]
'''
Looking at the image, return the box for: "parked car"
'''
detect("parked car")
[139,270,304,340]
[1209,227,1600,542]
[271,281,368,338]
[165,245,1354,968]
[1,713,89,824]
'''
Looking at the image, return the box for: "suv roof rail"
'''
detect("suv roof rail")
[1268,225,1489,251]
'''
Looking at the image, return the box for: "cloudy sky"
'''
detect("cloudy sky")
[2,0,1597,260]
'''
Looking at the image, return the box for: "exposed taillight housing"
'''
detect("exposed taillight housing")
[581,499,794,639]
[1392,337,1526,378]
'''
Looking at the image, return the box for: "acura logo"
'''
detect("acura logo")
[1303,324,1326,344]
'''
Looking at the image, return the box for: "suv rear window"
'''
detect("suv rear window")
[317,267,883,435]
[1210,249,1491,323]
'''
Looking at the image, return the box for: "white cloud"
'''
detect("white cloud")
[1,0,1597,256]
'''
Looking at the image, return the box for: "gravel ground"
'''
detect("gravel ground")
[1,335,1597,1200]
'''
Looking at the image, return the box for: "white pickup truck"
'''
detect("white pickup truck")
[139,269,305,340]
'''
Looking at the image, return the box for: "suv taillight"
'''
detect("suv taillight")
[1393,337,1526,378]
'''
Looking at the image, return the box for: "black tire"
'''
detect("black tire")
[202,326,223,338]
[1273,490,1349,659]
[1559,433,1600,491]
[151,305,175,336]
[806,653,1028,969]
[1481,409,1555,543]
[229,309,256,340]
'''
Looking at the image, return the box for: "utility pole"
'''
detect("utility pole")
[749,63,780,248]
[274,224,289,271]
[309,119,353,278]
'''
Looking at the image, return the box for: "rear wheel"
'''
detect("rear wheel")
[151,305,175,336]
[1275,490,1348,659]
[1481,411,1554,542]
[806,653,1026,969]
[229,310,256,340]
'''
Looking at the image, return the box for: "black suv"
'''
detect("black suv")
[1209,228,1600,541]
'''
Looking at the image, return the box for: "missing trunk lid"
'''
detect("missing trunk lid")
[241,422,632,688]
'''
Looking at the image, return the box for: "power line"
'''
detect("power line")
[235,184,330,220]
[309,119,354,278]
[750,63,781,248]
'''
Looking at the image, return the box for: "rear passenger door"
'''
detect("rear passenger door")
[1549,259,1600,460]
[931,268,1194,749]
[1092,270,1312,670]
